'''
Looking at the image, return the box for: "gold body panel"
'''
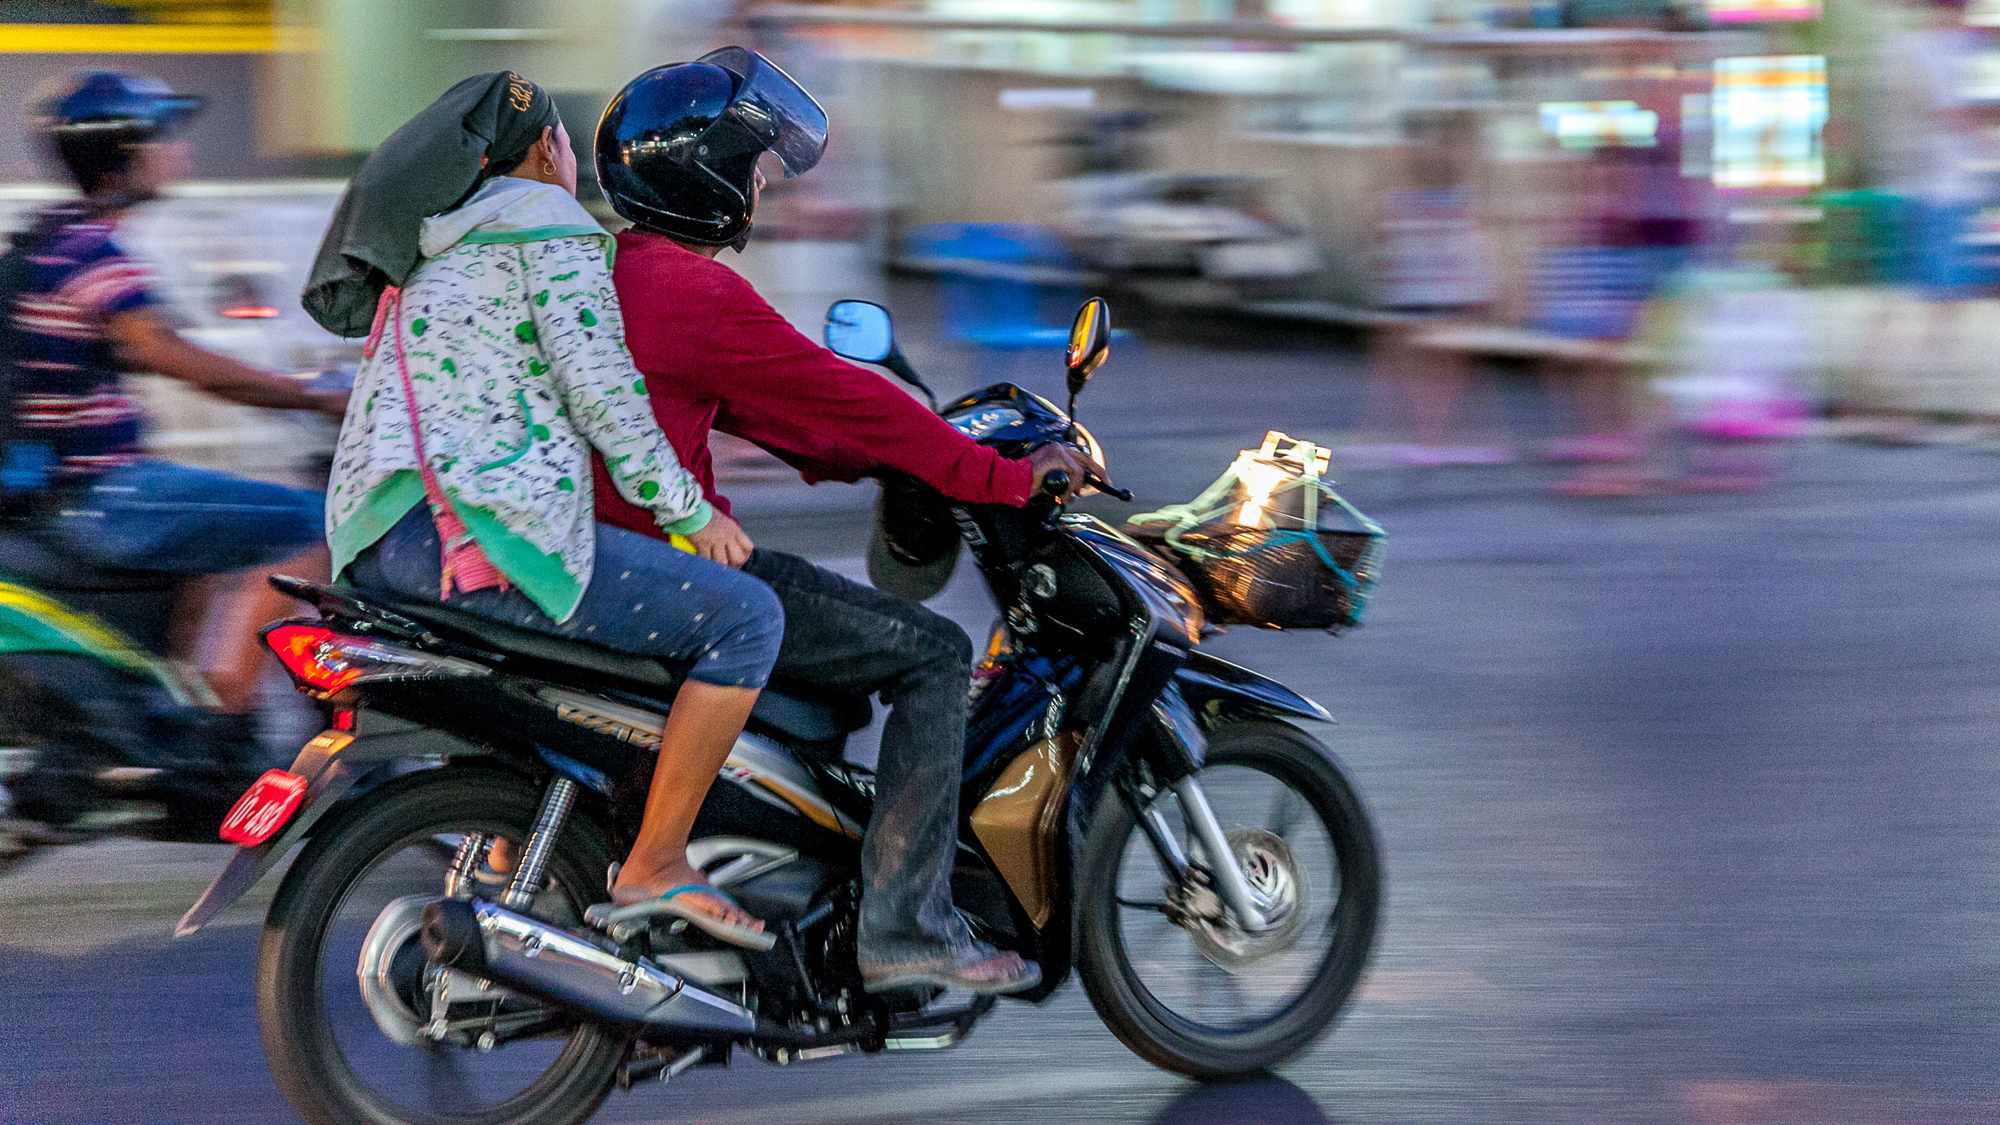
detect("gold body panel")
[968,732,1083,929]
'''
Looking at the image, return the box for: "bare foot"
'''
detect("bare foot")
[611,857,764,934]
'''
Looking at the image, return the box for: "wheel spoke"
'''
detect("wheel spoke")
[1268,787,1304,840]
[1116,896,1171,913]
[1219,963,1252,1014]
[419,1043,477,1113]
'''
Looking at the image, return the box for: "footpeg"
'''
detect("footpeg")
[882,994,995,1051]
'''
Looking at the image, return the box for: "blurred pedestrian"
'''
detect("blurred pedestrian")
[1361,108,1506,465]
[1542,91,1706,497]
[1865,0,2000,432]
[311,70,782,947]
[2,72,343,733]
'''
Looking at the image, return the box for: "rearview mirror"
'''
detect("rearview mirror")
[1065,297,1111,398]
[823,298,940,411]
[824,300,894,364]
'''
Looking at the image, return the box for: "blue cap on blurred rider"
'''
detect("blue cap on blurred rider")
[595,47,827,252]
[33,71,203,196]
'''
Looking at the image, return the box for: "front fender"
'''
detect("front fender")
[1173,649,1333,728]
[174,720,477,937]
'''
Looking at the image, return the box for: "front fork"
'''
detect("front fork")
[1121,689,1269,932]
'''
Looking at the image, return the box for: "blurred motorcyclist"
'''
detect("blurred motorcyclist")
[591,49,1099,995]
[2,73,345,735]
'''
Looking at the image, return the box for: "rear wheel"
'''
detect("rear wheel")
[257,767,624,1125]
[1076,721,1381,1078]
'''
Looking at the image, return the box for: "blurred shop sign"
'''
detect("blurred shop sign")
[1706,0,1818,25]
[1711,55,1826,191]
[1539,100,1659,149]
[1000,87,1099,111]
[0,0,311,54]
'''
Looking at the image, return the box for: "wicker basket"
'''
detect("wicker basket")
[1127,432,1383,631]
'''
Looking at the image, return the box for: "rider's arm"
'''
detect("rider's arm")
[106,309,344,414]
[520,237,714,537]
[691,285,1036,507]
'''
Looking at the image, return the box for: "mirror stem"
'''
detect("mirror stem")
[887,353,939,412]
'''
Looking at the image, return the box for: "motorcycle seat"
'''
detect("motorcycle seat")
[0,529,175,593]
[338,586,871,746]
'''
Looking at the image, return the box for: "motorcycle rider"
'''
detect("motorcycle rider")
[310,70,783,946]
[591,49,1100,995]
[4,73,344,734]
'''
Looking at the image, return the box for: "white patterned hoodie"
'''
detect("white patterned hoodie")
[325,177,711,621]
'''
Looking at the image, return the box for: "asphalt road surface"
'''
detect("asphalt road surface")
[5,314,2000,1124]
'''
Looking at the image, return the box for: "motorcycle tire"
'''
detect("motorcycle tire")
[256,766,624,1125]
[1075,720,1382,1079]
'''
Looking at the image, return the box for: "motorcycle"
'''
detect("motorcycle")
[177,297,1383,1125]
[0,364,349,872]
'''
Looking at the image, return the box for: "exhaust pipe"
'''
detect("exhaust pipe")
[421,898,757,1038]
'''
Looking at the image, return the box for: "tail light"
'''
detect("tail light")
[263,622,489,698]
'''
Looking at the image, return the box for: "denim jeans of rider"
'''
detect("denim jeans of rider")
[741,549,983,971]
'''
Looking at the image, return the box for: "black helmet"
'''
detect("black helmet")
[33,72,203,193]
[595,47,827,251]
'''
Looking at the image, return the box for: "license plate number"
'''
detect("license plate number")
[219,769,308,847]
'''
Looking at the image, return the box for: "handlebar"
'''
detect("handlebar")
[1041,469,1133,504]
[1091,476,1134,503]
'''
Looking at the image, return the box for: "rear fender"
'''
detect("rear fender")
[174,718,483,937]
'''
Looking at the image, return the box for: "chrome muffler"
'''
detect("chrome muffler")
[421,898,756,1038]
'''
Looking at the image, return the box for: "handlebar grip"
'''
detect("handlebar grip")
[1041,469,1072,497]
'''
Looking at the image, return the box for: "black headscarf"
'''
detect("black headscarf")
[303,71,560,337]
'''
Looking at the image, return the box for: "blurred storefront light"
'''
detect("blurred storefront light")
[1538,100,1659,149]
[1710,55,1826,191]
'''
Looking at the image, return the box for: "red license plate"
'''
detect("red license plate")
[218,769,309,847]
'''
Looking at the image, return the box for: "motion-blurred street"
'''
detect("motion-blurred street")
[5,306,1999,1124]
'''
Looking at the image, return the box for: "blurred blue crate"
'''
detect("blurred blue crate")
[902,223,1126,351]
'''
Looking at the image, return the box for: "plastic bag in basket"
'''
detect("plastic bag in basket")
[1126,431,1384,631]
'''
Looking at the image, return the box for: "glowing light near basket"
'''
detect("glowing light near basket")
[1711,56,1828,190]
[1234,431,1331,528]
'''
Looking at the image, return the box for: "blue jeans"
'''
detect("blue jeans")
[741,549,986,971]
[50,460,322,576]
[346,506,781,689]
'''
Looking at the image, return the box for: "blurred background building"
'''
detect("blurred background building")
[2,0,1995,475]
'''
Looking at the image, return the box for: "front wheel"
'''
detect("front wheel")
[1076,721,1382,1079]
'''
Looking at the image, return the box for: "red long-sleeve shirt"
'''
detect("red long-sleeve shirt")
[592,229,1033,539]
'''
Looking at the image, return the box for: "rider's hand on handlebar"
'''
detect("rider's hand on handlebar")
[1027,443,1109,500]
[686,512,756,568]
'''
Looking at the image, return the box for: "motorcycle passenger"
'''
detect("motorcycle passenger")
[309,72,781,946]
[5,73,345,733]
[591,50,1101,994]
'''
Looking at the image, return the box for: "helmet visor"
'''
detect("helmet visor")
[696,47,827,180]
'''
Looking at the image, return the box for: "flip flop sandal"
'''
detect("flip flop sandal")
[861,948,1042,996]
[585,880,776,952]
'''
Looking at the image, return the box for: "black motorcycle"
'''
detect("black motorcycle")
[178,298,1382,1125]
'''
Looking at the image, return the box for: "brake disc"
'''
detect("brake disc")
[1186,828,1308,972]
